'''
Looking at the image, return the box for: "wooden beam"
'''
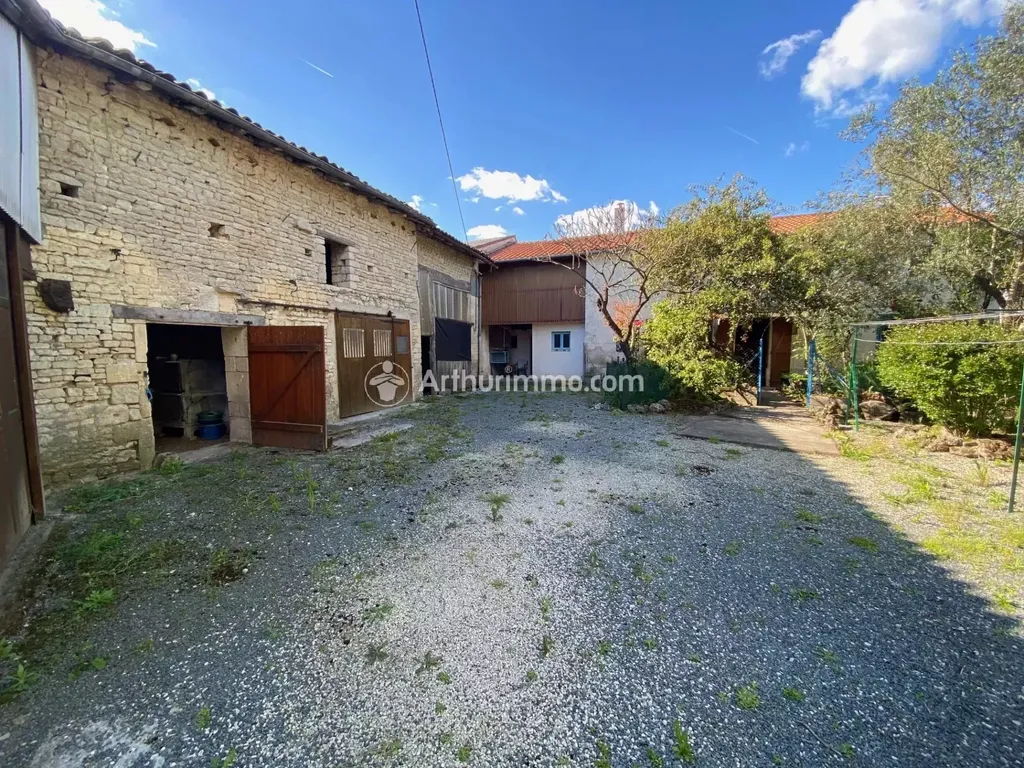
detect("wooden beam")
[112,305,265,326]
[6,221,45,518]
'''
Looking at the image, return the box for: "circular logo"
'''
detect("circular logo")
[364,360,411,408]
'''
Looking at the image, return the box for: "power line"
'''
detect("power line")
[413,0,468,242]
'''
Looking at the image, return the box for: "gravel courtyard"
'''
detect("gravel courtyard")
[1,392,1022,767]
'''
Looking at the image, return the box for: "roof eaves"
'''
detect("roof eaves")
[3,0,491,265]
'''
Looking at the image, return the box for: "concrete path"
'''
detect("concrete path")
[673,399,840,455]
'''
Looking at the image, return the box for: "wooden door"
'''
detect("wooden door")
[336,313,413,418]
[247,326,326,451]
[769,319,793,387]
[0,217,31,570]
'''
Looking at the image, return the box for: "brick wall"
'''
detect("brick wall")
[27,48,473,485]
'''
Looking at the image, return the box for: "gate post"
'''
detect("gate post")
[805,339,815,408]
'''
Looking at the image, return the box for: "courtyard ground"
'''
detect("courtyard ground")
[0,392,1021,767]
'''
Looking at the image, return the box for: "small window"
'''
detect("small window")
[325,239,350,285]
[342,328,364,358]
[373,328,392,357]
[552,331,571,351]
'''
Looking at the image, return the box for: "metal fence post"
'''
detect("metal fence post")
[806,339,815,408]
[850,336,859,432]
[757,335,764,406]
[1009,358,1024,514]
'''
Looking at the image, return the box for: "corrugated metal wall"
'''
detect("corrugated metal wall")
[418,267,476,382]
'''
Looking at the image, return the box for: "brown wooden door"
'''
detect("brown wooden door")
[769,319,793,387]
[336,313,413,418]
[248,326,327,451]
[0,217,32,570]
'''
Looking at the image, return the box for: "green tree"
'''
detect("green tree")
[848,5,1024,307]
[644,177,797,397]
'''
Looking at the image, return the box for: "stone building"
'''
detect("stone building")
[8,0,486,485]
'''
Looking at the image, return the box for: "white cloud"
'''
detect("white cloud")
[467,224,509,241]
[784,140,810,158]
[555,200,659,235]
[456,167,566,204]
[512,206,525,216]
[759,30,821,78]
[38,0,154,52]
[407,194,424,212]
[802,0,1004,111]
[185,78,216,101]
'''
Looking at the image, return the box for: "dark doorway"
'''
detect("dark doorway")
[735,319,771,384]
[147,324,228,451]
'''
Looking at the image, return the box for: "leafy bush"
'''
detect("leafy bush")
[644,301,750,401]
[875,322,1024,436]
[603,360,673,409]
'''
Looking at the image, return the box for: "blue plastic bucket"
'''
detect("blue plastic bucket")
[197,422,225,440]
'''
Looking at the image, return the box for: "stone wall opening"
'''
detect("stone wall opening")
[146,323,229,453]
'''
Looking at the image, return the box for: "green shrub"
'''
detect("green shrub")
[875,322,1024,436]
[644,301,750,401]
[603,360,673,409]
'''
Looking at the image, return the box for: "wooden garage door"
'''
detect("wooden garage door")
[0,217,31,571]
[248,326,326,450]
[336,313,413,418]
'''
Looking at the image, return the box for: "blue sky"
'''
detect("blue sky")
[40,0,1007,242]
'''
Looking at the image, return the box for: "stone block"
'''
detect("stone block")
[226,371,249,402]
[134,322,148,362]
[106,360,138,384]
[112,420,142,444]
[110,383,140,404]
[229,417,252,444]
[221,327,248,357]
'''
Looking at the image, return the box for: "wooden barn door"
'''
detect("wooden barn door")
[336,313,413,418]
[0,217,31,570]
[247,326,326,450]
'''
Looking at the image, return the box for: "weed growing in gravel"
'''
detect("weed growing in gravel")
[628,502,645,515]
[597,640,613,657]
[376,739,402,758]
[724,541,743,556]
[594,740,612,768]
[133,638,154,654]
[672,721,696,763]
[78,588,116,614]
[734,682,761,710]
[207,548,251,585]
[646,745,664,766]
[723,448,742,459]
[195,706,212,730]
[210,747,238,768]
[490,579,508,590]
[365,644,388,665]
[435,701,447,715]
[643,637,659,650]
[838,743,855,759]
[357,520,377,533]
[540,634,555,658]
[708,436,721,444]
[525,669,538,683]
[971,459,991,487]
[790,587,820,602]
[794,509,822,524]
[482,492,511,522]
[363,601,395,623]
[552,454,565,464]
[782,686,806,702]
[847,536,879,554]
[416,651,443,675]
[815,647,841,667]
[437,670,452,684]
[456,744,473,763]
[631,561,655,584]
[540,596,553,621]
[884,473,939,505]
